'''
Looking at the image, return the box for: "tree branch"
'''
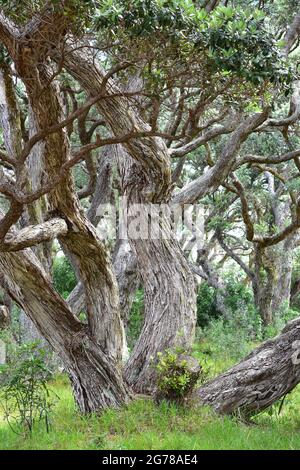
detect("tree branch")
[0,217,68,252]
[172,110,269,205]
[170,118,239,158]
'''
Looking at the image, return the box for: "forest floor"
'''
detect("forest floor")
[1,342,300,450]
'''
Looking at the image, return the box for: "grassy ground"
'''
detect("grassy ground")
[0,375,300,450]
[1,358,300,450]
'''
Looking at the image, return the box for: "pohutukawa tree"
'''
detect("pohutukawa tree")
[0,0,300,416]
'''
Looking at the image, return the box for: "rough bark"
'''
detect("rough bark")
[0,62,52,348]
[0,248,130,412]
[0,25,130,411]
[284,12,300,55]
[252,241,293,326]
[87,147,114,227]
[63,52,197,392]
[68,147,140,329]
[113,239,140,327]
[63,49,172,202]
[15,57,125,363]
[197,316,300,416]
[114,145,197,392]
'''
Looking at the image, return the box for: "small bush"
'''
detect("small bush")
[0,342,58,435]
[153,348,202,405]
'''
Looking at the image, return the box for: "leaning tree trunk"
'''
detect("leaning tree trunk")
[197,315,300,416]
[0,248,130,412]
[16,59,126,360]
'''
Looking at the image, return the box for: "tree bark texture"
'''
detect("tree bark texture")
[0,35,130,411]
[63,52,198,393]
[253,238,294,326]
[114,145,197,393]
[197,316,300,416]
[0,248,130,412]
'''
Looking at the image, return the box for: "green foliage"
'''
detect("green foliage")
[52,256,77,299]
[197,278,261,333]
[196,282,220,328]
[263,304,300,339]
[127,289,144,350]
[202,316,255,361]
[154,348,202,403]
[0,0,96,28]
[0,342,58,435]
[1,370,300,449]
[96,0,294,91]
[197,277,262,360]
[223,277,259,329]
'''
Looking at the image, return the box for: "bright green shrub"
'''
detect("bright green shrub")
[154,348,202,405]
[196,282,220,328]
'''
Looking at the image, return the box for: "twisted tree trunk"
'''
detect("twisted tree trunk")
[114,146,197,392]
[63,53,197,392]
[0,29,131,411]
[0,248,130,412]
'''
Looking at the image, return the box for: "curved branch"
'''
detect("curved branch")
[173,110,269,205]
[0,217,68,252]
[170,119,239,158]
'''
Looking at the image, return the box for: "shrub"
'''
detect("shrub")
[0,342,58,435]
[153,348,202,405]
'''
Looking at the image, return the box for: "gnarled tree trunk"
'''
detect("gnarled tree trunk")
[197,316,300,416]
[0,26,131,412]
[0,248,130,412]
[63,53,198,393]
[0,62,53,350]
[114,146,197,392]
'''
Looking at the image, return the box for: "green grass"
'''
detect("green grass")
[1,372,300,450]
